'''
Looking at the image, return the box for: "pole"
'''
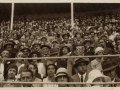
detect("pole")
[10,3,14,30]
[71,2,74,28]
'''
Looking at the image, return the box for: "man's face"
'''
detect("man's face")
[99,39,105,47]
[33,45,40,51]
[6,45,13,51]
[8,68,16,78]
[57,75,68,87]
[20,72,33,87]
[47,65,56,77]
[16,52,24,63]
[42,47,50,54]
[85,42,91,48]
[23,49,29,57]
[1,50,10,58]
[77,62,87,75]
[64,36,69,42]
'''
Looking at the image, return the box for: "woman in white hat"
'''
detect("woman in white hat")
[54,67,73,87]
[86,69,111,87]
[87,47,104,72]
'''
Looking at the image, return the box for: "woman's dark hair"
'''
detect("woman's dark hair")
[59,46,71,56]
[28,52,41,62]
[46,64,57,76]
[27,63,38,76]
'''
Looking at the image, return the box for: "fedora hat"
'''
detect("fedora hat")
[102,59,118,72]
[73,58,89,68]
[21,46,31,53]
[32,42,41,47]
[83,39,93,44]
[40,45,51,49]
[50,48,59,56]
[4,40,16,48]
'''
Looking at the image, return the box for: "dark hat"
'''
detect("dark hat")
[4,40,16,48]
[40,45,51,49]
[50,48,59,56]
[32,42,41,47]
[102,59,118,72]
[21,46,31,52]
[83,39,93,44]
[7,64,18,75]
[73,58,89,68]
[41,37,47,41]
[62,33,70,38]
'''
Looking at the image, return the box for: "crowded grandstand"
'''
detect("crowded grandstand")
[0,3,119,87]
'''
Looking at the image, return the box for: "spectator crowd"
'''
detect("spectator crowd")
[0,13,120,87]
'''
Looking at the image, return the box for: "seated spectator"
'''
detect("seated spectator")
[83,39,94,56]
[2,64,18,87]
[98,38,113,54]
[86,69,111,87]
[31,42,41,52]
[71,58,89,87]
[67,44,89,76]
[27,63,42,87]
[59,46,71,57]
[43,64,57,87]
[54,67,73,87]
[102,59,120,87]
[87,47,104,72]
[5,64,18,81]
[29,52,46,78]
[15,51,25,78]
[19,69,34,87]
[40,45,51,58]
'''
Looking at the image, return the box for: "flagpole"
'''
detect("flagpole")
[71,2,74,28]
[10,3,14,30]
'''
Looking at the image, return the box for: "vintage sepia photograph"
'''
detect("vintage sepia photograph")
[0,1,120,88]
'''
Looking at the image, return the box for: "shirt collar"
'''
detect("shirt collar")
[78,73,86,79]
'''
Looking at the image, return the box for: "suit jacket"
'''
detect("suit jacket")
[71,73,88,87]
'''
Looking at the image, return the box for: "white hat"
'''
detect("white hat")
[87,69,111,83]
[95,47,104,54]
[55,68,68,78]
